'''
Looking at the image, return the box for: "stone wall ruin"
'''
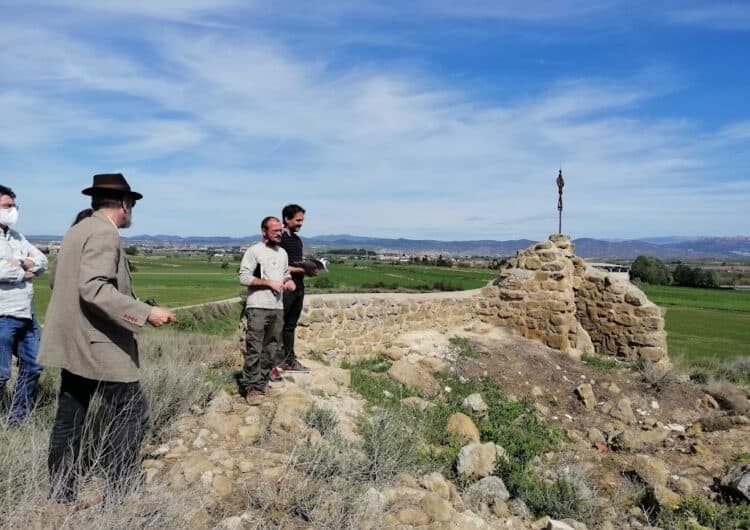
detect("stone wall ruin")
[288,235,667,362]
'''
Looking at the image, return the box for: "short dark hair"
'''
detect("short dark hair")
[282,204,305,223]
[71,208,94,226]
[0,185,16,199]
[91,191,135,211]
[261,216,280,230]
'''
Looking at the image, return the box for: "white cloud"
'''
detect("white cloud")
[669,3,750,31]
[1,4,748,239]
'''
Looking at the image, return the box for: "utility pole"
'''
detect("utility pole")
[556,169,565,234]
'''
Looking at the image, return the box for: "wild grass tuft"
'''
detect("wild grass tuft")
[0,327,228,528]
[581,353,620,371]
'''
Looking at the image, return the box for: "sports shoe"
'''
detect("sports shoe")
[281,360,310,373]
[269,366,282,382]
[245,389,264,406]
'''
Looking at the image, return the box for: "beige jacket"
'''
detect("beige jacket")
[38,211,151,382]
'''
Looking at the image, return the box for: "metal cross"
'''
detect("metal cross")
[556,169,565,234]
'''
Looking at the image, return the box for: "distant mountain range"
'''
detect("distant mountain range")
[28,233,750,259]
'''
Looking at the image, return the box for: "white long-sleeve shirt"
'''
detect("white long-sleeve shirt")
[0,228,48,319]
[238,242,290,310]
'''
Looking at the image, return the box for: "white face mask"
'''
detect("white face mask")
[0,207,18,227]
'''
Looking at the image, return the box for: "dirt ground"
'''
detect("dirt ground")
[396,324,750,502]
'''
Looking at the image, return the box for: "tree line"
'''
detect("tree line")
[629,255,719,288]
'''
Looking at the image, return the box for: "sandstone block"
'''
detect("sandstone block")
[456,442,508,479]
[421,472,451,499]
[574,384,596,410]
[396,508,430,526]
[446,413,481,445]
[420,492,453,522]
[462,393,489,414]
[387,359,441,397]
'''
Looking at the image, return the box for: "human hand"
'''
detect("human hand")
[284,279,296,292]
[22,259,35,271]
[266,280,285,294]
[23,270,34,281]
[147,307,178,327]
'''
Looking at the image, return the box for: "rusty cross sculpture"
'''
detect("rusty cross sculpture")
[556,168,565,234]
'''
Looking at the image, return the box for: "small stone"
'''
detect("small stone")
[575,384,596,410]
[456,442,508,479]
[698,394,720,410]
[608,430,643,452]
[720,463,750,501]
[691,440,712,456]
[151,445,169,457]
[547,520,576,530]
[402,396,434,410]
[462,393,489,413]
[586,428,606,445]
[420,492,453,522]
[206,390,234,414]
[144,467,159,484]
[387,359,441,396]
[463,476,510,513]
[629,454,670,488]
[213,475,233,498]
[396,508,430,526]
[421,472,451,499]
[446,413,481,445]
[532,386,544,398]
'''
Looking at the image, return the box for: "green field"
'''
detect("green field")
[307,260,495,292]
[32,255,495,322]
[641,284,750,369]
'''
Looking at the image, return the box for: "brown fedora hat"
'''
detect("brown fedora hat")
[82,173,143,200]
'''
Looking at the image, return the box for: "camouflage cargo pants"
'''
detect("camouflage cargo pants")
[239,307,284,393]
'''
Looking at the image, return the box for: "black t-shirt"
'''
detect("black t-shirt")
[280,230,304,285]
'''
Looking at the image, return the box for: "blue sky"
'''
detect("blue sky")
[1,1,749,240]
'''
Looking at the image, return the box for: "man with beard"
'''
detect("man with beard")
[238,216,295,405]
[40,173,176,504]
[275,204,315,378]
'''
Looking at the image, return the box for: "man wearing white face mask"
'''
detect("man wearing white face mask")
[0,184,48,425]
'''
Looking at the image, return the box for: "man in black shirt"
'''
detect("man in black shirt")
[277,204,314,374]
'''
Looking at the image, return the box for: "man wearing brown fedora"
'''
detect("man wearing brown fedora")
[39,173,177,504]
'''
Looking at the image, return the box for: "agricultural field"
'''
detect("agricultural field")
[31,255,496,322]
[306,259,495,293]
[640,284,750,371]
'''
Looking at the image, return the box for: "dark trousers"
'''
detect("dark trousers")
[47,369,148,504]
[240,307,283,393]
[282,286,305,364]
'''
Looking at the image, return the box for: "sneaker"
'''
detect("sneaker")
[245,389,264,406]
[281,360,310,373]
[269,366,282,382]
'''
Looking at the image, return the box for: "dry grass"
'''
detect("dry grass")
[0,328,226,530]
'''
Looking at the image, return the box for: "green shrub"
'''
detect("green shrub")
[656,496,750,529]
[581,354,619,371]
[630,255,670,285]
